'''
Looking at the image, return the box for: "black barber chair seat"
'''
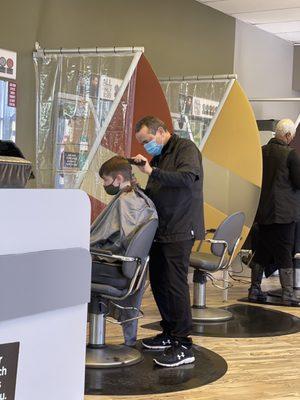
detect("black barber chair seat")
[190,252,228,272]
[190,212,245,323]
[86,219,158,369]
[92,260,128,289]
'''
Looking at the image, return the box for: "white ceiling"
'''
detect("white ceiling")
[198,0,300,43]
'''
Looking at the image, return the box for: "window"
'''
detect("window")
[0,79,16,141]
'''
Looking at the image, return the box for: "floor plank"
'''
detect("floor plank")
[85,275,300,400]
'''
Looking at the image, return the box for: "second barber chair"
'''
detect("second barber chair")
[190,212,245,322]
[86,219,158,368]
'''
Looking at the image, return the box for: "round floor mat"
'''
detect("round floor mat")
[240,294,300,307]
[85,343,227,395]
[141,304,300,338]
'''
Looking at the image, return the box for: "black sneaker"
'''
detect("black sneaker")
[141,333,173,350]
[153,342,195,367]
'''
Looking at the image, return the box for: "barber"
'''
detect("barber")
[133,115,204,367]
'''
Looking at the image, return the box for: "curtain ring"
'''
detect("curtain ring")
[113,46,116,53]
[59,47,63,55]
[96,46,98,53]
[77,47,81,54]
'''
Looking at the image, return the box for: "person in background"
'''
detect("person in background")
[248,119,300,305]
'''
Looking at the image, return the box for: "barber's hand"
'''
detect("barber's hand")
[132,154,153,175]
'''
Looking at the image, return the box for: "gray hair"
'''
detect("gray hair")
[275,119,296,138]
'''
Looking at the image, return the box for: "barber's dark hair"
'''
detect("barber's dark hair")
[99,156,132,181]
[135,115,168,134]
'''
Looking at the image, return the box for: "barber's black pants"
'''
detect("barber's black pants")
[149,240,194,344]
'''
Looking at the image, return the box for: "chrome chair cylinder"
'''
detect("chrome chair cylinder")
[193,281,206,308]
[89,313,105,346]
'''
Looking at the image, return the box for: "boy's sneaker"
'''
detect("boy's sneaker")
[141,333,173,350]
[153,342,195,367]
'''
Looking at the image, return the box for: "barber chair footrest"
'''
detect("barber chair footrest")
[86,344,143,369]
[192,306,233,323]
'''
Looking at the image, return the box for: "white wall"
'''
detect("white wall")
[234,20,300,122]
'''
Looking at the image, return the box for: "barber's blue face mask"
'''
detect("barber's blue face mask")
[144,138,163,156]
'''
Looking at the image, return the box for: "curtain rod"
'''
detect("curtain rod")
[33,44,144,57]
[250,98,300,102]
[159,74,237,82]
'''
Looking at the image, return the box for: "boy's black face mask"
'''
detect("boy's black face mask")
[103,178,120,196]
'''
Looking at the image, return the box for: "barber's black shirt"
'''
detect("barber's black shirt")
[145,134,205,242]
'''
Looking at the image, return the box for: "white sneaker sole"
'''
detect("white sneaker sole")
[141,341,172,350]
[153,356,195,367]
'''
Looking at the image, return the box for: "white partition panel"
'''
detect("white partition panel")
[0,189,90,255]
[0,189,91,400]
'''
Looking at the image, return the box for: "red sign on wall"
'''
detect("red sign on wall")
[8,81,17,108]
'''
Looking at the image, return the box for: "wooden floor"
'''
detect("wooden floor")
[85,275,300,400]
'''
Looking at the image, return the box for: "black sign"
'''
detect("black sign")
[7,82,17,108]
[0,342,19,400]
[63,151,79,169]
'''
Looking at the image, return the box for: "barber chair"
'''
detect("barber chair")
[190,212,245,322]
[86,219,158,368]
[0,140,32,188]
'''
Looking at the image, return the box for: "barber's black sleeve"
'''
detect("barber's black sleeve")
[288,150,300,189]
[150,143,201,188]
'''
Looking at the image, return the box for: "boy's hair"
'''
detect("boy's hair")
[99,156,132,181]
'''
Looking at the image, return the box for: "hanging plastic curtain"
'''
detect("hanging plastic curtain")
[160,78,231,149]
[34,50,140,188]
[34,49,142,219]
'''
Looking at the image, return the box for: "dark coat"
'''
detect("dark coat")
[145,134,205,242]
[256,138,300,225]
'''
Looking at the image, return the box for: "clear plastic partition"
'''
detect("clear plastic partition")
[34,53,137,189]
[160,79,231,148]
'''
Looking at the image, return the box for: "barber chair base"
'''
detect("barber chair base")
[142,304,300,338]
[192,306,233,323]
[86,344,143,369]
[85,342,227,395]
